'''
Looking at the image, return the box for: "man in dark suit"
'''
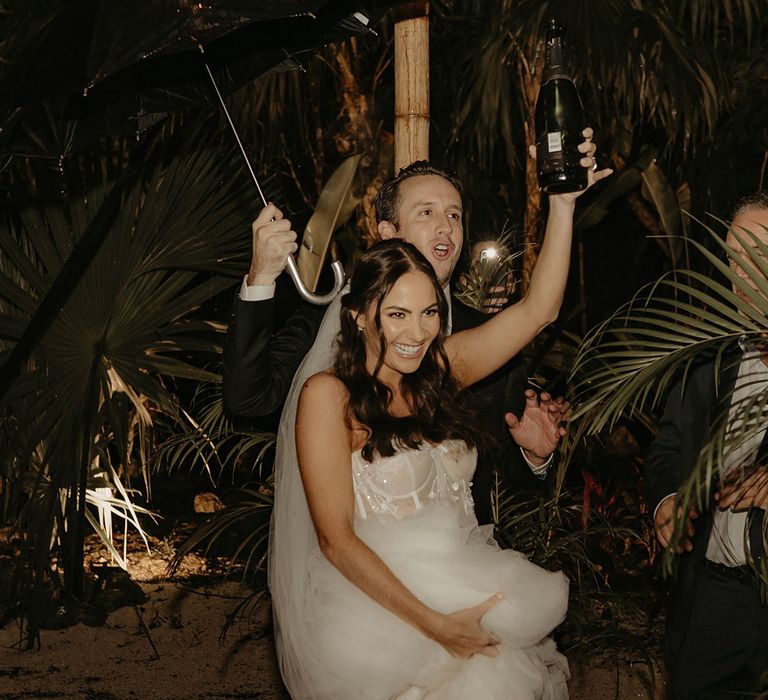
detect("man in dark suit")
[224,152,603,522]
[647,192,768,698]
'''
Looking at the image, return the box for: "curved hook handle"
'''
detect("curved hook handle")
[285,255,345,305]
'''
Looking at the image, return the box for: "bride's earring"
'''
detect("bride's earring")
[352,311,366,334]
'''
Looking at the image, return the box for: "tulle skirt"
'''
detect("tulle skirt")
[289,504,569,700]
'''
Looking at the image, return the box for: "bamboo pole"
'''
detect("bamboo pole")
[394,2,430,171]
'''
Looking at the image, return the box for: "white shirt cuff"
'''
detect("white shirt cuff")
[520,447,554,477]
[239,275,275,302]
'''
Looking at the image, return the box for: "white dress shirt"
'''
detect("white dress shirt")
[705,342,768,566]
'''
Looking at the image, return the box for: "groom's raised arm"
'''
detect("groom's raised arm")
[222,203,328,418]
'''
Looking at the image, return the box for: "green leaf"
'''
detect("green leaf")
[640,161,682,262]
[297,154,363,293]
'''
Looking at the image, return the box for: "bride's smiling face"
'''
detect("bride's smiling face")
[357,270,441,382]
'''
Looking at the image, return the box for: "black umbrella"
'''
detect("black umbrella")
[2,2,384,160]
[0,0,393,396]
[82,1,386,152]
[2,1,397,301]
[1,2,309,161]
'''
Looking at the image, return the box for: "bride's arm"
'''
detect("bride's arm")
[296,372,502,659]
[446,131,612,387]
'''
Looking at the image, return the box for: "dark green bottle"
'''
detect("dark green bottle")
[535,20,587,193]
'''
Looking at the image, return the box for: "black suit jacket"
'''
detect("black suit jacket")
[646,346,750,664]
[223,291,549,524]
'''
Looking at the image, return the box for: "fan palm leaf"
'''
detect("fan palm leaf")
[0,128,251,633]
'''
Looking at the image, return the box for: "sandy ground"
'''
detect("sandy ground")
[0,523,667,700]
[0,580,282,700]
[0,580,666,700]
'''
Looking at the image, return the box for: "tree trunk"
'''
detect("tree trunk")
[519,43,544,294]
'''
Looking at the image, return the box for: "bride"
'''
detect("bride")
[271,230,575,698]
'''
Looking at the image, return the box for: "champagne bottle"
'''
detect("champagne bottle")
[535,20,587,193]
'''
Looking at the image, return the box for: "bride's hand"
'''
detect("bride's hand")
[430,594,503,659]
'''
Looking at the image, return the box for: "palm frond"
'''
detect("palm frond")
[569,220,768,579]
[0,125,252,617]
[153,381,275,484]
[454,225,523,311]
[570,223,768,437]
[445,0,741,172]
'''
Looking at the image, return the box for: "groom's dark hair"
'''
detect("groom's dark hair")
[374,161,463,229]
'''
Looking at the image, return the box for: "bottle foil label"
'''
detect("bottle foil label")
[547,132,563,153]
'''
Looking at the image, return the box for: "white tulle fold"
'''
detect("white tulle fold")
[268,290,347,700]
[284,503,569,699]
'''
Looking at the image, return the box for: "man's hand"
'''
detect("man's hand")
[654,495,698,552]
[505,389,569,467]
[715,466,768,512]
[246,203,298,286]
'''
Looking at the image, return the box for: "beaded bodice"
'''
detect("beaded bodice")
[352,440,476,522]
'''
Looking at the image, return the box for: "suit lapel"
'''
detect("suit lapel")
[449,296,486,333]
[748,418,768,564]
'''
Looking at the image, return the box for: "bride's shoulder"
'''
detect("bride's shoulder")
[299,370,348,404]
[298,372,366,450]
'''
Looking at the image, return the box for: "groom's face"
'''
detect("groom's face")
[726,207,768,307]
[377,175,464,287]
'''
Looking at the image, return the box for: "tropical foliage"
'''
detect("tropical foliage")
[0,129,251,640]
[569,222,768,573]
[155,380,275,581]
[434,0,765,290]
[453,225,524,312]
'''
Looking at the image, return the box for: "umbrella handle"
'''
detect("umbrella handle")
[198,45,345,305]
[285,255,345,305]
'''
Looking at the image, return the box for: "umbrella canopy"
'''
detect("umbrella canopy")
[86,0,317,85]
[1,0,396,302]
[1,0,392,160]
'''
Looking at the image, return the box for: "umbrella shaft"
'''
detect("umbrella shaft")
[199,45,268,208]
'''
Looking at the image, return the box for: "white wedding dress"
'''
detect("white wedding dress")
[294,440,569,699]
[269,293,569,699]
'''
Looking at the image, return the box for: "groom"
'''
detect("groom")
[223,150,599,522]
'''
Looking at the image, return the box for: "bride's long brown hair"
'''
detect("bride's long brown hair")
[334,240,484,461]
